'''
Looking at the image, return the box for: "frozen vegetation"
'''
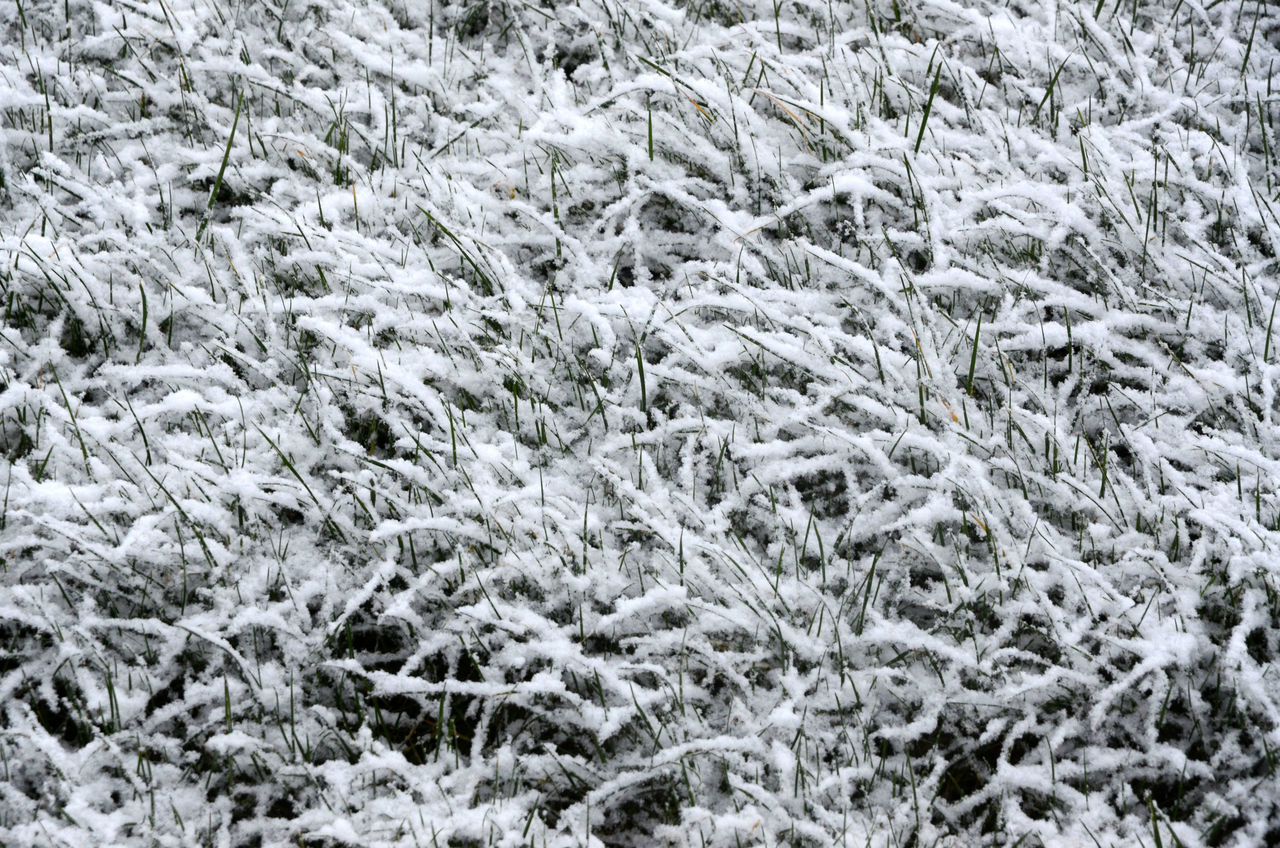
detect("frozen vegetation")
[2,0,1280,844]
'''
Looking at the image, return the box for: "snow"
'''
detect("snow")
[2,0,1280,845]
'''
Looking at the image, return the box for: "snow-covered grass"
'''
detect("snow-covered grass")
[2,0,1279,845]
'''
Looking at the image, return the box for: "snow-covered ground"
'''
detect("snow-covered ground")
[2,0,1279,845]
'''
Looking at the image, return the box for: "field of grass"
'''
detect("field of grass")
[2,0,1280,845]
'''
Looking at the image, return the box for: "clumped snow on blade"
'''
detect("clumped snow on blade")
[2,0,1279,846]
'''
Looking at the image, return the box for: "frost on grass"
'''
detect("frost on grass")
[2,0,1280,845]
